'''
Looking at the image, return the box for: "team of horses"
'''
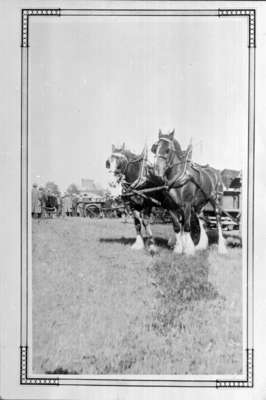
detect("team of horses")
[106,129,227,255]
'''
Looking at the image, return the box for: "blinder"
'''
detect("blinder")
[151,143,158,154]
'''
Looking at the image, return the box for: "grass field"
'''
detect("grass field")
[32,217,243,375]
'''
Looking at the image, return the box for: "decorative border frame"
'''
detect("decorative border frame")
[20,7,255,388]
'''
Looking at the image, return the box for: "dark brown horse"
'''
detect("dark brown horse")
[106,144,161,251]
[151,130,227,255]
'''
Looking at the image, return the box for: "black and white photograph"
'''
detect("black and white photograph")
[27,7,250,380]
[1,1,266,399]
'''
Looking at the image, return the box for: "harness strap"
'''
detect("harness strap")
[167,147,192,188]
[189,168,223,206]
[122,187,162,206]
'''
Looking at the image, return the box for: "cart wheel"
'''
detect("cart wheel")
[85,205,101,218]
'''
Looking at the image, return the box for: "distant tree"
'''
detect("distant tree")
[45,181,60,196]
[67,183,80,195]
[105,188,112,196]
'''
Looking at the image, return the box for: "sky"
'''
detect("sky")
[29,15,248,192]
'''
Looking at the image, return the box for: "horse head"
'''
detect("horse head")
[151,129,178,178]
[106,143,128,176]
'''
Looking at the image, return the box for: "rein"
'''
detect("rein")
[157,144,192,189]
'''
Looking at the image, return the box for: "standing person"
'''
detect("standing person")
[31,183,42,218]
[77,196,84,217]
[68,194,73,216]
[56,194,62,217]
[38,186,46,218]
[72,194,78,217]
[63,193,72,216]
[45,189,57,218]
[61,193,67,217]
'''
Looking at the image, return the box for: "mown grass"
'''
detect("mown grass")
[32,218,242,375]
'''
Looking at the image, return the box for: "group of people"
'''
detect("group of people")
[31,184,83,219]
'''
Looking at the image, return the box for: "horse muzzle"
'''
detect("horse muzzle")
[154,160,166,178]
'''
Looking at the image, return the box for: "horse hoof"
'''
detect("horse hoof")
[168,237,176,248]
[131,236,144,250]
[184,248,196,256]
[218,245,228,255]
[131,243,144,250]
[149,244,158,255]
[196,244,207,251]
[173,245,183,254]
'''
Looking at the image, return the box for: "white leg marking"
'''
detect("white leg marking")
[143,221,157,253]
[131,234,145,250]
[174,232,183,254]
[146,224,158,253]
[149,243,158,254]
[168,235,176,248]
[145,223,153,238]
[183,232,195,256]
[196,218,208,251]
[217,223,227,254]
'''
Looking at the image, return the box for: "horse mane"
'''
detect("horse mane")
[172,138,181,151]
[123,149,142,161]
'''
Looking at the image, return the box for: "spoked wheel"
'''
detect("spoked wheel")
[85,205,101,218]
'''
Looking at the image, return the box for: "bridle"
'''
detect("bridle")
[154,138,192,188]
[110,151,146,187]
[110,152,129,176]
[155,138,187,169]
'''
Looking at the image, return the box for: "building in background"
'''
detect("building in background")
[80,178,106,197]
[221,169,241,190]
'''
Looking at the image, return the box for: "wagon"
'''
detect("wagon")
[150,207,172,224]
[77,197,129,218]
[203,188,241,231]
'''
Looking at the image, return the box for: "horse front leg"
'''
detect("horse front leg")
[210,199,227,254]
[195,214,209,251]
[182,203,195,256]
[216,208,227,254]
[131,210,145,250]
[169,210,183,254]
[142,209,157,254]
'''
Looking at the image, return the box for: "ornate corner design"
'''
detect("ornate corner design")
[218,9,256,48]
[20,346,59,385]
[216,349,254,388]
[21,9,61,48]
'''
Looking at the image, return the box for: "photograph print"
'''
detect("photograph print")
[20,6,254,388]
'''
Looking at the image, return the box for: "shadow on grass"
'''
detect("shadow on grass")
[45,367,79,374]
[99,236,135,246]
[99,231,240,249]
[208,229,241,248]
[99,236,170,249]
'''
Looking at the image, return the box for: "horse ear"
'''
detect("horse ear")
[158,129,162,138]
[112,144,115,152]
[169,129,175,140]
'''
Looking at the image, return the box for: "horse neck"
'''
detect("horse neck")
[123,152,142,184]
[165,150,183,179]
